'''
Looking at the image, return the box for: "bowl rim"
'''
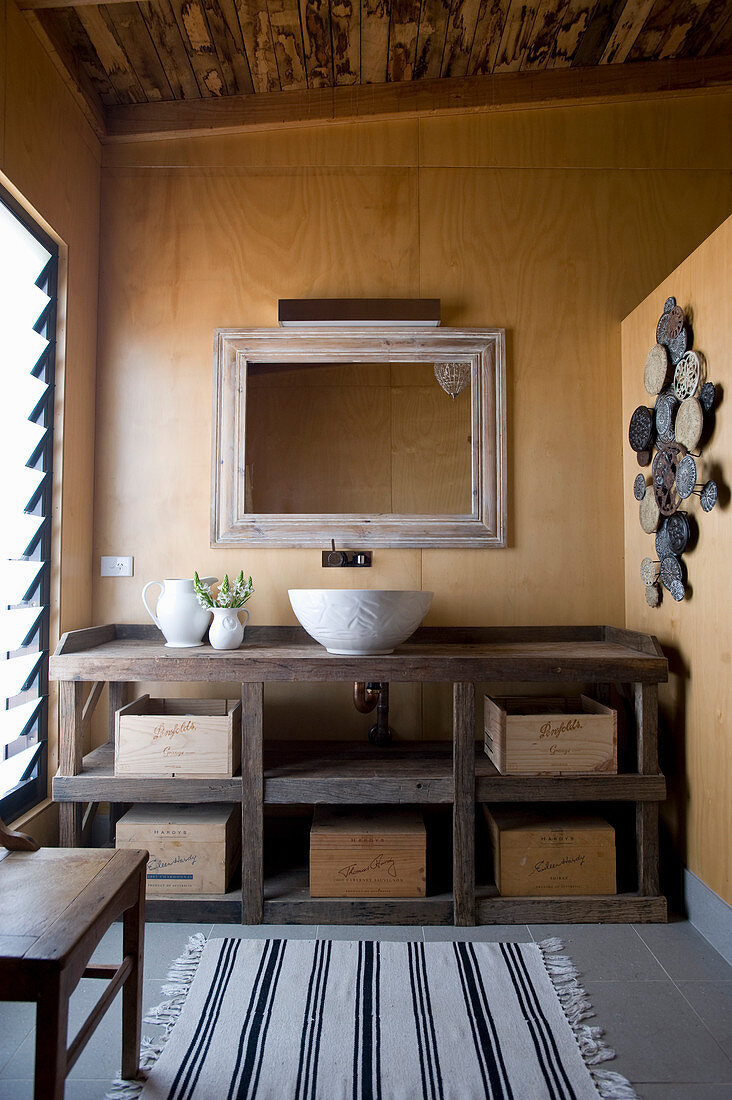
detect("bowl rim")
[288,589,434,598]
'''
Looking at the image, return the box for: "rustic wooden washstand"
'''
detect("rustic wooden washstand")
[51,623,668,926]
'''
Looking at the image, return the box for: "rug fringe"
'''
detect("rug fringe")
[537,937,640,1100]
[105,931,207,1099]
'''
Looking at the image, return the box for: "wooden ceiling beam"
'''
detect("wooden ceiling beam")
[104,55,732,139]
[18,0,140,9]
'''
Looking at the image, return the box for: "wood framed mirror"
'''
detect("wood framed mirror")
[211,327,506,548]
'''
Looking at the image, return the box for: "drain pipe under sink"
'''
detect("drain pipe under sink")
[353,681,392,746]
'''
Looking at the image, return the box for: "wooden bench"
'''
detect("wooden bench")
[0,817,147,1099]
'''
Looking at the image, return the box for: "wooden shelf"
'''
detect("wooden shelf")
[50,623,668,684]
[53,743,242,803]
[53,740,666,806]
[263,866,453,925]
[476,886,667,924]
[145,888,243,923]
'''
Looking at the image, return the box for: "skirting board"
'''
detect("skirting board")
[685,869,732,967]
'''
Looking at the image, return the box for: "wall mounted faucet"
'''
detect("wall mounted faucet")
[322,540,372,568]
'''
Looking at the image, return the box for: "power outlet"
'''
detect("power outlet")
[101,556,134,577]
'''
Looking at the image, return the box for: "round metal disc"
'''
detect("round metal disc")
[667,328,688,366]
[668,578,686,602]
[655,391,678,443]
[700,381,716,412]
[656,299,676,344]
[640,491,660,533]
[676,454,698,499]
[660,555,682,589]
[700,480,718,513]
[666,512,689,555]
[655,520,672,560]
[673,351,702,400]
[637,449,651,467]
[645,583,661,608]
[657,303,688,365]
[652,443,685,517]
[633,473,647,501]
[629,405,654,452]
[675,397,703,452]
[644,344,669,395]
[640,557,659,584]
[665,306,685,339]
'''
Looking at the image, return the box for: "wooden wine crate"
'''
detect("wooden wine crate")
[115,696,241,778]
[484,806,616,897]
[116,803,240,895]
[310,807,426,898]
[484,694,617,775]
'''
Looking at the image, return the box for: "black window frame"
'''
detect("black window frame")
[0,183,58,822]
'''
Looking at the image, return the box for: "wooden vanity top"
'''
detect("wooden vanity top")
[50,624,667,683]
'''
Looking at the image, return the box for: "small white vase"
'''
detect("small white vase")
[208,606,249,650]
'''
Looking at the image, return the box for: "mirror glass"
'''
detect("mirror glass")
[245,361,473,515]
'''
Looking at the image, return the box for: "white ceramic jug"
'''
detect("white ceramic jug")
[208,607,249,650]
[142,577,217,648]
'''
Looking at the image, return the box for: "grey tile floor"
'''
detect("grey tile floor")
[0,920,730,1099]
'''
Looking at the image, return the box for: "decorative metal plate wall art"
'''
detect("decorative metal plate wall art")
[630,296,720,607]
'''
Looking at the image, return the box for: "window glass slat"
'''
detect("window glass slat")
[0,280,50,331]
[0,653,43,701]
[0,742,43,798]
[0,607,44,652]
[0,698,43,750]
[0,561,44,605]
[0,515,45,560]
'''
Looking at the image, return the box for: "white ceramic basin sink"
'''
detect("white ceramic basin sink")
[288,589,434,655]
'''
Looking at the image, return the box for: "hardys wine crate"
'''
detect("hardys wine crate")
[310,807,426,898]
[116,803,240,895]
[484,806,616,897]
[484,694,617,775]
[115,696,241,778]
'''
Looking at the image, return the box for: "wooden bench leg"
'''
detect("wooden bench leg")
[453,682,476,926]
[242,682,264,924]
[121,869,146,1079]
[34,975,69,1100]
[58,803,83,848]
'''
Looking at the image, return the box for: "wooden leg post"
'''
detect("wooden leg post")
[242,682,264,924]
[121,867,146,1080]
[636,802,660,896]
[59,681,85,847]
[453,682,476,926]
[634,681,659,775]
[634,681,660,897]
[34,974,69,1100]
[108,682,127,843]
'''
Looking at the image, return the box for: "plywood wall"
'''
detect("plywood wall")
[93,93,732,743]
[622,215,732,908]
[0,0,101,800]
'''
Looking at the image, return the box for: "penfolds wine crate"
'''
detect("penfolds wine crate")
[115,696,241,778]
[310,806,426,898]
[116,803,240,895]
[484,694,617,775]
[484,806,616,897]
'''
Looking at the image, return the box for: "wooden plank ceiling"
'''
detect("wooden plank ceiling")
[17,0,732,137]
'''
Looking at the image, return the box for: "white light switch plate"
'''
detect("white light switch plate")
[101,556,134,577]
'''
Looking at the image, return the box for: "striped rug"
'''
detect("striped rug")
[117,937,637,1100]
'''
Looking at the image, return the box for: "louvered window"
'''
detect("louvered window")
[0,188,57,820]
